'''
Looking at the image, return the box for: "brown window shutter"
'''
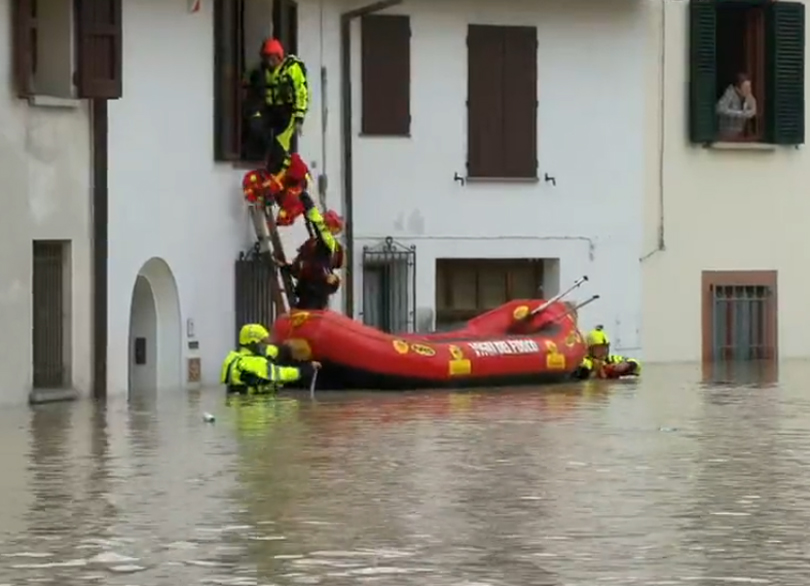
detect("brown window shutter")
[213,0,242,161]
[75,0,123,99]
[361,14,411,136]
[12,0,36,97]
[467,25,505,178]
[502,26,537,178]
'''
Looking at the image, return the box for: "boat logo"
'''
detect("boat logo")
[564,331,581,347]
[448,345,464,360]
[468,339,539,357]
[393,339,410,354]
[512,305,530,320]
[410,343,436,357]
[290,311,310,328]
[545,340,566,370]
[546,354,566,370]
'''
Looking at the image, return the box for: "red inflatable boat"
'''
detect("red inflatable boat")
[271,299,587,390]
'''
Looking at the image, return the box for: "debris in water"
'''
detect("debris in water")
[658,427,678,432]
[203,413,215,423]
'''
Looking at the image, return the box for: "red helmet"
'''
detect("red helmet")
[323,210,344,234]
[261,38,284,59]
[286,153,310,184]
[241,169,270,202]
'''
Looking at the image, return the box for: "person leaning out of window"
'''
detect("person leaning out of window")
[716,73,757,140]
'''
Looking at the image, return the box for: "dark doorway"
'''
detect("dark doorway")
[32,240,70,389]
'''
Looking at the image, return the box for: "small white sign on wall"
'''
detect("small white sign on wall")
[189,0,201,13]
[187,318,195,338]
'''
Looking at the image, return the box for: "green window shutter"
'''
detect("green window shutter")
[766,1,805,145]
[689,0,718,144]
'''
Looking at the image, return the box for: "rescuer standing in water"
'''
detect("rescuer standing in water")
[245,38,309,188]
[572,326,641,380]
[221,324,319,394]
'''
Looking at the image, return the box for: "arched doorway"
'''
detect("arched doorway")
[128,257,182,396]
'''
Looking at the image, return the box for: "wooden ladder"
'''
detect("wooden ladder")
[248,203,297,316]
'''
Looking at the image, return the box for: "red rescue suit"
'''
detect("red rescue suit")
[281,209,344,310]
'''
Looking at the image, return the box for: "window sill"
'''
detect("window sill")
[231,160,265,169]
[358,133,412,138]
[465,176,540,183]
[28,95,81,109]
[707,141,776,152]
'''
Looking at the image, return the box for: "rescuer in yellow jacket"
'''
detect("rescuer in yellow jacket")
[572,325,641,380]
[221,324,319,395]
[245,38,309,185]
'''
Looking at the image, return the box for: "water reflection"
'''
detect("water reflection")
[5,363,810,584]
[702,358,779,387]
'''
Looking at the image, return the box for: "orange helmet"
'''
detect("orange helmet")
[323,210,344,234]
[241,169,270,203]
[286,153,310,184]
[261,38,284,59]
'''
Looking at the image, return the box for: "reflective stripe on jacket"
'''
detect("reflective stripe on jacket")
[221,348,305,394]
[259,56,308,118]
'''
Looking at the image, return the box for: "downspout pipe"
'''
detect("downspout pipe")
[641,0,666,262]
[91,99,109,400]
[340,0,403,317]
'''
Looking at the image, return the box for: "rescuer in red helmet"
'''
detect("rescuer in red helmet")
[244,38,309,185]
[275,210,345,310]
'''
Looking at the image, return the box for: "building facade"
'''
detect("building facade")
[3,0,801,404]
[0,0,646,403]
[0,0,94,405]
[641,0,806,363]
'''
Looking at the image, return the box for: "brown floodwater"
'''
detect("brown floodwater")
[0,360,805,585]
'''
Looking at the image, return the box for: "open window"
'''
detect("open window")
[689,0,804,145]
[12,0,122,100]
[213,0,299,163]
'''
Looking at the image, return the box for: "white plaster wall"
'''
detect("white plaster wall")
[332,0,647,350]
[641,0,810,362]
[0,0,93,405]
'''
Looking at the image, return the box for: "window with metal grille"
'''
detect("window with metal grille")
[361,237,415,333]
[702,270,778,362]
[32,240,70,389]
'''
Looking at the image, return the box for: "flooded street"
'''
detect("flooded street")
[1,361,808,584]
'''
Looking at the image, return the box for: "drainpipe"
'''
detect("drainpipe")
[91,99,109,399]
[340,0,403,317]
[641,0,666,262]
